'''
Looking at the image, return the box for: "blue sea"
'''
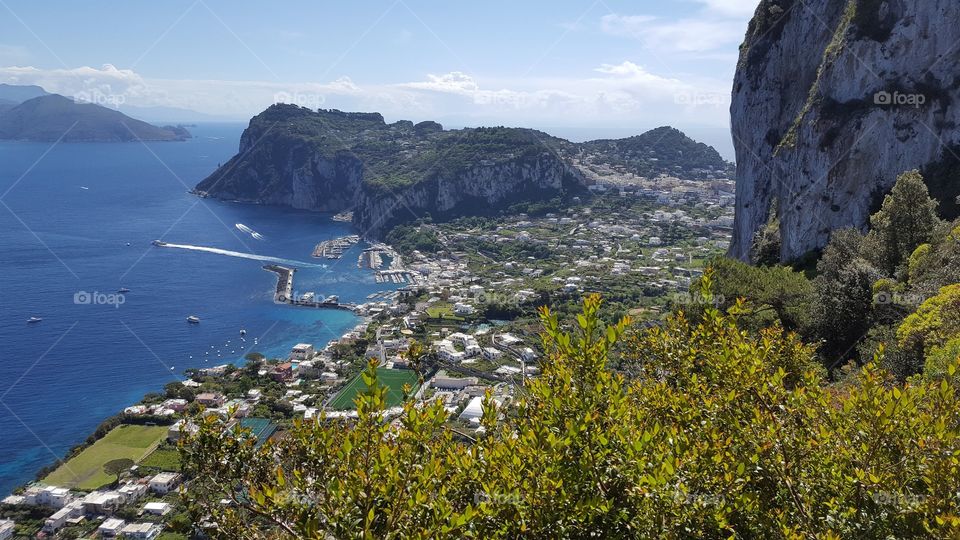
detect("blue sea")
[0,124,391,495]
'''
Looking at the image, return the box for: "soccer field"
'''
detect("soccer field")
[329,369,419,410]
[43,424,167,490]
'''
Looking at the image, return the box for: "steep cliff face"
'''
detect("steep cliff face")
[194,105,584,238]
[354,152,574,237]
[731,0,960,262]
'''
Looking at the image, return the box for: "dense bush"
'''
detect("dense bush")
[181,280,960,538]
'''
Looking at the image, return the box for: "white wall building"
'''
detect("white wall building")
[148,472,181,495]
[290,343,314,361]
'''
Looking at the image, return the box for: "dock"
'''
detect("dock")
[312,235,359,259]
[262,264,357,312]
[263,264,295,302]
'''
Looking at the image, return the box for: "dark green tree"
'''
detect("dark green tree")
[864,170,941,276]
[103,458,135,486]
[810,229,878,367]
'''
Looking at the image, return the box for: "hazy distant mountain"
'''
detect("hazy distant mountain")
[0,83,49,104]
[0,95,191,142]
[0,99,15,116]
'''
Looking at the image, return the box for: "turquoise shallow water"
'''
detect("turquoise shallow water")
[0,124,391,494]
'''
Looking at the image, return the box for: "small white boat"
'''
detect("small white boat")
[186,315,200,324]
[118,287,131,293]
[27,317,42,324]
[240,329,246,336]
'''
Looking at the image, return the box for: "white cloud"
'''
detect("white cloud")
[0,62,731,130]
[600,0,755,56]
[601,14,745,53]
[696,0,760,18]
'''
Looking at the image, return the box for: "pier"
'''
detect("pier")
[312,235,359,259]
[262,265,357,312]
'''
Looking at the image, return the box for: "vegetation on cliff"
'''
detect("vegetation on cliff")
[196,105,732,225]
[705,170,960,380]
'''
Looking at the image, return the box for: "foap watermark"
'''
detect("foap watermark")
[874,90,926,109]
[474,491,524,506]
[871,491,928,509]
[74,290,125,308]
[671,489,726,507]
[74,90,126,109]
[274,91,325,109]
[671,291,725,307]
[674,91,729,108]
[873,291,927,307]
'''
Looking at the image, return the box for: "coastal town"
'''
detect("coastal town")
[0,172,734,539]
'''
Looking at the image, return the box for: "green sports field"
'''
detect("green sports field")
[43,424,167,490]
[329,369,419,410]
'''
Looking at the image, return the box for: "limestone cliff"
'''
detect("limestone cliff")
[196,105,732,238]
[731,0,960,262]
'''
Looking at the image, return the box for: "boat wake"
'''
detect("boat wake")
[158,242,326,268]
[236,223,265,241]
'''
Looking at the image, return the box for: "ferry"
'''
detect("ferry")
[186,315,201,324]
[27,317,42,324]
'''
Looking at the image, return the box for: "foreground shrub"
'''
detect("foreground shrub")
[182,277,960,539]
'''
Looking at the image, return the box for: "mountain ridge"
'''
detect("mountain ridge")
[0,94,191,142]
[194,105,732,237]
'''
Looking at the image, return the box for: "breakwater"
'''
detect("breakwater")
[262,265,357,312]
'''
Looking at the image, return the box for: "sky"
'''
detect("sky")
[0,0,759,157]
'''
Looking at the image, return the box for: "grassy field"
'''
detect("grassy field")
[139,445,181,472]
[44,425,167,490]
[329,369,419,410]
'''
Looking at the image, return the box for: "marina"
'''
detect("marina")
[312,235,359,259]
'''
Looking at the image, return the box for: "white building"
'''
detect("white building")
[148,472,181,495]
[43,507,74,534]
[497,334,522,347]
[118,482,147,503]
[459,396,485,423]
[81,491,124,515]
[143,501,171,516]
[483,347,503,360]
[121,522,163,540]
[98,518,126,538]
[25,485,72,508]
[290,343,314,361]
[432,376,479,390]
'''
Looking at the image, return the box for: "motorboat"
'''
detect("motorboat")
[27,317,42,324]
[186,315,200,324]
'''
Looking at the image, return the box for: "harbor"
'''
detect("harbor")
[312,235,359,259]
[360,243,418,284]
[262,265,357,312]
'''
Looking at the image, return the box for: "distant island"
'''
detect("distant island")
[194,105,732,237]
[0,85,190,143]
